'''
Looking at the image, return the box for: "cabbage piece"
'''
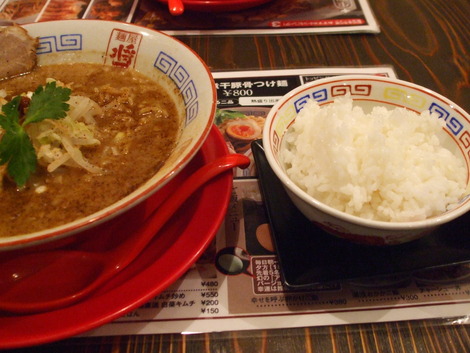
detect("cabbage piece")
[27,94,104,174]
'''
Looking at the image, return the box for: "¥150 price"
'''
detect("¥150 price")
[201,307,219,314]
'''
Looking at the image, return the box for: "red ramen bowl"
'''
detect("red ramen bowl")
[0,20,216,251]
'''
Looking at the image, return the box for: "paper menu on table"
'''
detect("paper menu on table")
[0,0,139,23]
[83,66,469,337]
[90,179,470,337]
[1,0,379,34]
[134,0,380,35]
[213,66,397,178]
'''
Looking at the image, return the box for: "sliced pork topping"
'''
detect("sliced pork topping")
[0,25,38,80]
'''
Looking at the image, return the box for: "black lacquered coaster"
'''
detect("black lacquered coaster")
[251,139,470,289]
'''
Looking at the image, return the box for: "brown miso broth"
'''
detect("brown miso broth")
[0,63,181,237]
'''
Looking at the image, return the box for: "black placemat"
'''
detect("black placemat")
[251,139,470,289]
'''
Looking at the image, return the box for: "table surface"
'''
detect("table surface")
[4,0,470,352]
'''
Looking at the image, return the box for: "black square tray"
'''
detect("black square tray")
[251,139,470,289]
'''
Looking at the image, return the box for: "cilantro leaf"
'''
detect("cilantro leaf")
[23,81,71,126]
[0,81,71,187]
[0,96,21,128]
[0,127,36,187]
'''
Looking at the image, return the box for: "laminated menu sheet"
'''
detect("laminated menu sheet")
[85,66,470,337]
[134,0,380,35]
[1,0,379,34]
[0,0,139,23]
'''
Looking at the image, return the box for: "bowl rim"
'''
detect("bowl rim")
[0,19,217,250]
[262,74,470,231]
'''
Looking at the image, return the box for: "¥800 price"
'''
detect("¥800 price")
[222,89,254,97]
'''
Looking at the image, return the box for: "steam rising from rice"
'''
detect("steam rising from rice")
[281,96,466,222]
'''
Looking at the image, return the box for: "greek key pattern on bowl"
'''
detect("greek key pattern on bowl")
[429,102,470,162]
[384,87,427,109]
[461,131,470,153]
[331,84,371,97]
[154,51,199,125]
[272,131,281,157]
[429,102,465,136]
[171,65,191,89]
[293,84,372,114]
[293,88,328,113]
[37,34,82,54]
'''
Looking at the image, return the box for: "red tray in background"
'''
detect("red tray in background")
[157,0,273,12]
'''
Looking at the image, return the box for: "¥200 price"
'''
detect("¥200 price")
[201,299,219,306]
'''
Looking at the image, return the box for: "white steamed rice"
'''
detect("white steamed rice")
[281,96,467,222]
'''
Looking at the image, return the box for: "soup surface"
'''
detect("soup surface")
[0,63,181,237]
